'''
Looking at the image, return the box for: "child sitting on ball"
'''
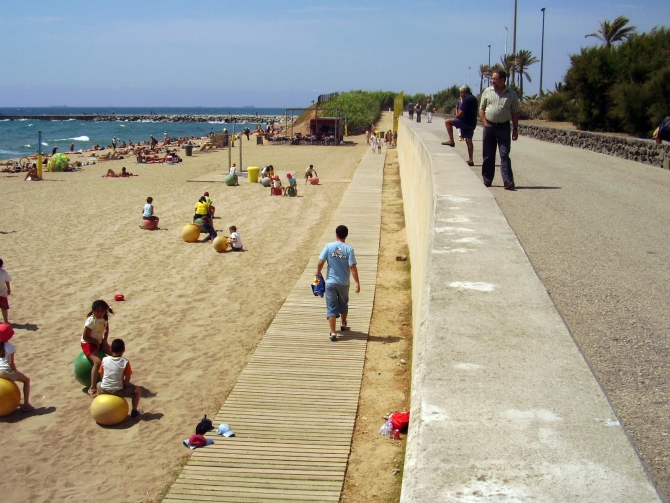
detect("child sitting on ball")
[143,196,159,225]
[0,324,33,412]
[81,300,113,397]
[271,175,282,196]
[284,172,297,197]
[98,338,142,418]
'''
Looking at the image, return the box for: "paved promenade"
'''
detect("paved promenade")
[397,116,661,502]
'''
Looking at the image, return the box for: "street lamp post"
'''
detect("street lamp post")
[488,44,491,86]
[540,7,546,96]
[505,26,508,57]
[512,0,518,85]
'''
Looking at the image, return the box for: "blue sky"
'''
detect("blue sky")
[1,0,668,107]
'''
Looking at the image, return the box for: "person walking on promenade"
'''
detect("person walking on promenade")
[443,85,478,166]
[478,70,520,190]
[426,99,434,123]
[316,225,360,342]
[654,117,670,145]
[415,101,422,123]
[408,100,414,120]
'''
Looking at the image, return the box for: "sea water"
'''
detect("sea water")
[0,107,288,161]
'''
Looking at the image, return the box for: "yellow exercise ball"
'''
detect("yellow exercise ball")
[0,378,20,417]
[91,394,129,425]
[212,236,228,252]
[181,223,201,243]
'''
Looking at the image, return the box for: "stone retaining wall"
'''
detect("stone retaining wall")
[433,113,670,170]
[518,124,670,170]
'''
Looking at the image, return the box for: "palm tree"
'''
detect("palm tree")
[479,64,492,93]
[585,16,637,48]
[515,49,539,100]
[500,54,517,85]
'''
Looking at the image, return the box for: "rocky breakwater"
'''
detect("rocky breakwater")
[519,124,670,170]
[92,114,292,124]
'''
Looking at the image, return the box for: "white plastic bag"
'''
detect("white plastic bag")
[379,419,393,439]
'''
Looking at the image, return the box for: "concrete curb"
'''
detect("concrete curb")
[397,116,661,502]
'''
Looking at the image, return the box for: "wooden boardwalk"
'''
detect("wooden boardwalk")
[164,149,384,503]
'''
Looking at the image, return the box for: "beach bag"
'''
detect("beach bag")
[195,415,213,435]
[390,411,410,433]
[311,274,325,297]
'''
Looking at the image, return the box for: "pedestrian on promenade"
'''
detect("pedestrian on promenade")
[408,100,414,121]
[426,99,434,123]
[415,101,422,123]
[443,85,478,166]
[654,117,670,145]
[316,225,360,342]
[478,70,520,190]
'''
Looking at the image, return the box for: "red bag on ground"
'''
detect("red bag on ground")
[390,411,410,433]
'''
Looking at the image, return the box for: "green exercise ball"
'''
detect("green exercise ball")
[73,350,107,387]
[194,218,206,233]
[225,173,238,186]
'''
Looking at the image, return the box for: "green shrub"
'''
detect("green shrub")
[432,86,460,114]
[540,92,577,122]
[563,26,670,136]
[322,91,396,135]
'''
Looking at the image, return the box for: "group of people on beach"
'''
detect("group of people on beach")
[0,258,143,416]
[190,191,243,249]
[1,261,33,411]
[260,164,318,196]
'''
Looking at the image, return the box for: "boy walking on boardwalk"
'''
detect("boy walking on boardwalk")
[98,338,142,418]
[316,225,360,342]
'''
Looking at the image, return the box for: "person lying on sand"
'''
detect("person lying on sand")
[104,167,134,177]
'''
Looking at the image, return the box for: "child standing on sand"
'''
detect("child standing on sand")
[0,258,12,324]
[80,300,113,397]
[0,324,33,411]
[98,338,142,418]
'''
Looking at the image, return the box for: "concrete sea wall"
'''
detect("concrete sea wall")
[396,116,661,503]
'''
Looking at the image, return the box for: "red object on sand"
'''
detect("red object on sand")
[141,219,158,230]
[114,294,125,302]
[310,177,319,185]
[390,411,410,432]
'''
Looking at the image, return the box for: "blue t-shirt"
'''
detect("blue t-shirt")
[459,94,479,129]
[143,203,153,217]
[319,241,357,285]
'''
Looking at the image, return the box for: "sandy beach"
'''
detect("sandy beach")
[0,134,370,502]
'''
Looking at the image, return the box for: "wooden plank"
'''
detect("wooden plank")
[164,145,383,502]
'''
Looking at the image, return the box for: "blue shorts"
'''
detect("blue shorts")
[451,118,475,138]
[325,283,349,319]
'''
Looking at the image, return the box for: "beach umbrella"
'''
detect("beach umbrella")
[48,153,69,172]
